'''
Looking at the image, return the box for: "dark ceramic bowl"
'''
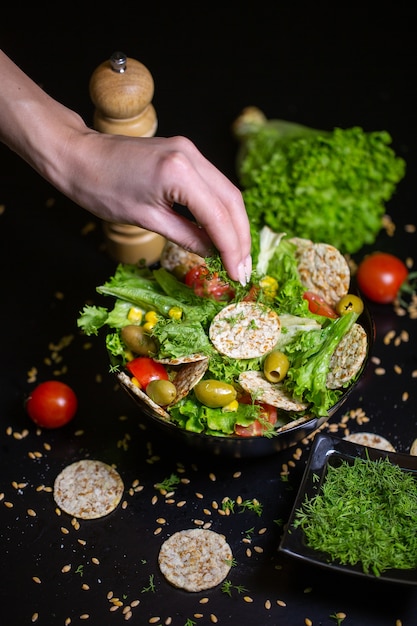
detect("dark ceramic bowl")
[117,307,375,459]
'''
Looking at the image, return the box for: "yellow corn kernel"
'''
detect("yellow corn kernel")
[259,276,278,298]
[143,310,159,332]
[127,307,144,323]
[168,306,183,320]
[222,399,239,413]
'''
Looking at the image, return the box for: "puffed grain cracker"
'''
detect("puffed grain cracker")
[327,323,368,389]
[209,302,281,359]
[158,528,233,592]
[239,370,308,411]
[344,432,396,452]
[53,459,124,519]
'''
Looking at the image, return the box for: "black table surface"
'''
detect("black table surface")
[1,6,417,626]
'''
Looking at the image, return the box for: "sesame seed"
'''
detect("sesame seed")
[31,613,39,622]
[194,614,204,619]
[80,614,89,620]
[246,548,252,557]
[254,546,263,553]
[32,576,41,584]
[265,600,271,609]
[61,527,69,534]
[210,615,218,623]
[236,495,242,505]
[65,618,71,625]
[176,500,186,507]
[82,583,90,590]
[4,501,13,508]
[375,367,386,375]
[165,618,172,625]
[233,471,242,478]
[91,557,100,565]
[62,564,71,573]
[131,600,140,607]
[394,364,402,374]
[243,596,253,603]
[124,610,132,620]
[199,597,209,604]
[154,527,162,535]
[195,492,204,499]
[110,605,120,612]
[27,508,37,517]
[402,391,409,401]
[305,619,313,626]
[193,519,204,526]
[277,600,286,607]
[211,500,219,509]
[209,473,216,481]
[151,495,158,505]
[122,500,128,509]
[149,617,160,623]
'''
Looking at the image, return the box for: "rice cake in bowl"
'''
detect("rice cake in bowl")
[53,459,124,519]
[158,528,233,592]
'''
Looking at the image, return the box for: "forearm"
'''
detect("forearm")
[0,49,91,194]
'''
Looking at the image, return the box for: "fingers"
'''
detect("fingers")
[156,137,252,283]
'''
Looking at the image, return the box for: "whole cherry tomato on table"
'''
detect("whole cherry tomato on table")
[356,252,409,303]
[26,380,78,428]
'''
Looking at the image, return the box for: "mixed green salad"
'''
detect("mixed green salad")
[78,229,366,438]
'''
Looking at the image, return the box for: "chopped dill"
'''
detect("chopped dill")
[293,455,417,576]
[154,473,181,491]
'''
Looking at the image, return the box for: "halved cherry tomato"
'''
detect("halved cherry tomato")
[303,291,338,318]
[126,357,168,389]
[234,394,278,437]
[356,252,409,303]
[26,380,78,429]
[184,265,235,301]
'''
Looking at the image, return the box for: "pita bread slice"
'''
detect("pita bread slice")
[344,432,396,452]
[239,370,308,411]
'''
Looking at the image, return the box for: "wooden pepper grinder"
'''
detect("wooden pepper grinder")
[89,51,166,265]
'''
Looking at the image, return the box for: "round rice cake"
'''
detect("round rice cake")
[294,241,350,307]
[239,370,308,411]
[53,459,124,519]
[344,432,396,452]
[158,528,233,592]
[209,302,281,359]
[326,323,368,389]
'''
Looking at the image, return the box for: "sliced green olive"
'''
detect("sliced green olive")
[194,379,237,408]
[263,350,289,383]
[121,325,158,356]
[146,379,177,406]
[335,294,364,316]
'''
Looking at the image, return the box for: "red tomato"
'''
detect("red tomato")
[356,252,408,303]
[185,265,235,301]
[234,396,278,437]
[26,380,78,428]
[303,291,338,318]
[126,357,168,389]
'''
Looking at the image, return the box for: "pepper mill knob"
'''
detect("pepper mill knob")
[89,52,165,264]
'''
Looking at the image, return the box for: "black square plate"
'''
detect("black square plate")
[279,433,417,585]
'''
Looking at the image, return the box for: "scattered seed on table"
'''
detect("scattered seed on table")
[375,367,386,375]
[62,564,71,573]
[4,501,13,508]
[194,519,204,526]
[243,596,253,603]
[80,614,89,620]
[165,618,172,625]
[31,612,39,622]
[211,500,218,509]
[32,576,41,584]
[246,548,252,557]
[254,546,263,553]
[65,618,71,625]
[151,495,158,505]
[236,495,242,505]
[199,597,209,604]
[194,614,204,619]
[131,600,140,608]
[209,473,216,482]
[154,527,162,535]
[233,471,242,478]
[177,500,186,507]
[149,617,160,623]
[91,557,100,565]
[210,615,218,623]
[195,492,204,499]
[265,600,271,609]
[402,391,409,401]
[277,600,286,607]
[305,619,313,626]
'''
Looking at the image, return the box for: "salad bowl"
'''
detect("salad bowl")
[116,304,374,458]
[79,232,375,459]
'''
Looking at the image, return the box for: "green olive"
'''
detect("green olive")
[335,294,364,316]
[263,350,290,383]
[194,379,237,408]
[121,325,158,356]
[146,379,177,406]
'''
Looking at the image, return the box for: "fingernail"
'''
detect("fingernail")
[238,255,252,286]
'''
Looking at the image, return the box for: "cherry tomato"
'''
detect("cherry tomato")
[26,380,78,428]
[356,252,408,303]
[126,357,168,389]
[184,265,235,301]
[234,395,277,437]
[303,291,338,318]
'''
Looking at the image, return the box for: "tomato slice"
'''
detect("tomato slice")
[126,357,168,389]
[184,265,235,301]
[234,396,278,437]
[303,291,338,318]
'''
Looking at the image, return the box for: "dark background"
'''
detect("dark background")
[1,4,417,625]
